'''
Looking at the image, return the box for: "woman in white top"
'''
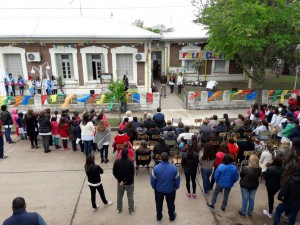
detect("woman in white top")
[35,77,42,94]
[253,120,269,140]
[51,76,58,94]
[80,113,95,156]
[177,72,184,94]
[259,143,274,173]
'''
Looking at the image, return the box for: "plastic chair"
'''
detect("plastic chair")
[136,155,150,175]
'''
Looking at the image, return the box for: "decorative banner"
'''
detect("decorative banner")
[96,94,106,104]
[268,90,275,95]
[292,90,299,96]
[132,93,140,103]
[107,96,116,111]
[90,94,99,103]
[41,95,48,105]
[246,91,257,100]
[50,94,57,103]
[239,89,252,95]
[147,93,153,102]
[280,90,289,103]
[61,94,74,109]
[57,93,64,97]
[0,96,5,105]
[13,96,23,106]
[76,94,90,103]
[208,91,222,101]
[21,96,31,105]
[273,89,282,101]
[4,96,13,105]
[231,90,243,96]
[189,92,200,99]
[208,92,213,98]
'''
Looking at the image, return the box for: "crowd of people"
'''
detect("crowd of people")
[1,99,300,224]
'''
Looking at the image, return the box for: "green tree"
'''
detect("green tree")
[193,0,300,102]
[105,80,126,117]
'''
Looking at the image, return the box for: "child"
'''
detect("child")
[54,111,61,123]
[178,137,188,151]
[75,120,84,154]
[117,142,135,162]
[59,118,69,150]
[74,112,81,122]
[11,108,19,137]
[51,117,61,149]
[16,112,26,140]
[68,120,77,151]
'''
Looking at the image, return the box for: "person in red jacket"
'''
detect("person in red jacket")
[211,142,228,190]
[227,139,239,162]
[112,130,131,153]
[51,117,61,149]
[59,117,69,150]
[288,94,298,109]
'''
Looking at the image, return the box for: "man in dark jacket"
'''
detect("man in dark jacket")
[288,119,300,141]
[3,197,47,225]
[113,149,135,214]
[160,72,167,98]
[153,108,166,129]
[150,152,180,221]
[144,113,156,130]
[273,163,300,225]
[0,105,14,144]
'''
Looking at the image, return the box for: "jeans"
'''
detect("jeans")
[185,173,196,194]
[62,139,68,148]
[100,145,109,159]
[117,183,134,212]
[120,102,127,113]
[84,140,93,156]
[19,86,24,95]
[89,184,108,209]
[211,184,231,209]
[170,85,174,93]
[53,137,59,145]
[0,135,4,158]
[267,186,278,214]
[41,135,51,152]
[240,187,257,216]
[71,140,76,151]
[210,166,218,190]
[79,140,84,152]
[11,86,15,96]
[178,85,182,94]
[4,127,12,143]
[155,190,176,220]
[273,203,299,225]
[201,168,212,194]
[161,84,166,97]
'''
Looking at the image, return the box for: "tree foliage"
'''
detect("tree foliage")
[194,0,300,85]
[132,19,174,34]
[105,80,125,104]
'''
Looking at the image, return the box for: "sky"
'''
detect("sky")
[0,0,198,31]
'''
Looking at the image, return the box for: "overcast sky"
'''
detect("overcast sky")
[0,0,198,31]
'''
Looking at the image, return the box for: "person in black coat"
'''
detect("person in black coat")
[0,105,14,143]
[237,136,255,163]
[85,154,112,211]
[263,156,284,219]
[144,113,156,130]
[25,110,39,149]
[181,144,199,198]
[153,138,170,162]
[38,110,52,153]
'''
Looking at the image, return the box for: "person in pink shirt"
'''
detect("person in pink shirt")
[11,108,19,137]
[117,142,135,162]
[119,117,129,131]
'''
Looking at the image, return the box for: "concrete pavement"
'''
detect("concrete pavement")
[1,133,298,225]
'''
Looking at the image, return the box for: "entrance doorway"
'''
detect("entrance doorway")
[152,51,162,80]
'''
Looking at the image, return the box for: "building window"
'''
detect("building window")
[184,60,194,72]
[86,54,104,80]
[4,54,23,76]
[116,53,133,81]
[214,60,226,72]
[56,54,74,80]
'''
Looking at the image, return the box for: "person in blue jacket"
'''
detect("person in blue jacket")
[150,152,180,222]
[3,197,47,225]
[207,154,239,211]
[17,75,25,96]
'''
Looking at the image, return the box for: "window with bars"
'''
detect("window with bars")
[184,60,195,72]
[87,54,104,80]
[56,54,74,80]
[116,53,133,81]
[214,60,226,72]
[4,54,23,76]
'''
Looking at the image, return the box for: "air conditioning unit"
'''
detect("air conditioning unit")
[26,52,41,62]
[135,53,146,62]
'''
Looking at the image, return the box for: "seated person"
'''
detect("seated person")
[117,142,135,162]
[163,126,177,148]
[227,139,239,162]
[135,140,151,166]
[177,126,194,143]
[175,121,185,136]
[136,123,147,136]
[112,129,131,153]
[124,121,137,143]
[147,123,161,141]
[237,136,255,163]
[132,116,140,130]
[153,138,170,161]
[144,113,156,130]
[215,120,227,133]
[161,120,175,133]
[119,117,129,131]
[208,115,219,130]
[200,119,212,143]
[253,120,269,140]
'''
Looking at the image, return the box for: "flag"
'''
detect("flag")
[41,95,48,105]
[90,94,99,103]
[231,90,243,96]
[280,90,289,103]
[4,96,13,105]
[239,89,252,95]
[77,94,90,103]
[132,93,140,103]
[208,91,222,101]
[14,96,23,106]
[268,90,275,95]
[292,90,299,96]
[208,92,213,98]
[96,94,106,104]
[50,94,57,103]
[0,96,5,105]
[61,94,74,109]
[246,91,257,100]
[273,89,282,101]
[21,95,31,105]
[147,93,153,102]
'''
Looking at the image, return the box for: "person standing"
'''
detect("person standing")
[17,75,24,96]
[239,155,262,217]
[113,149,135,214]
[207,154,239,211]
[2,197,47,225]
[0,119,7,159]
[85,154,113,212]
[123,75,129,91]
[177,72,183,94]
[181,144,199,199]
[4,78,9,96]
[80,113,95,156]
[35,77,42,94]
[8,73,15,96]
[150,152,180,221]
[51,76,58,94]
[25,109,39,149]
[95,120,111,163]
[169,74,176,94]
[160,72,167,98]
[0,105,14,144]
[38,110,52,153]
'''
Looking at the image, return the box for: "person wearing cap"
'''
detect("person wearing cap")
[3,197,47,225]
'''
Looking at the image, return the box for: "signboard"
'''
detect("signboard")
[100,74,112,84]
[179,50,224,60]
[168,67,186,74]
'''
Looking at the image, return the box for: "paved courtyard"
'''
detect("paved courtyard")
[1,132,299,225]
